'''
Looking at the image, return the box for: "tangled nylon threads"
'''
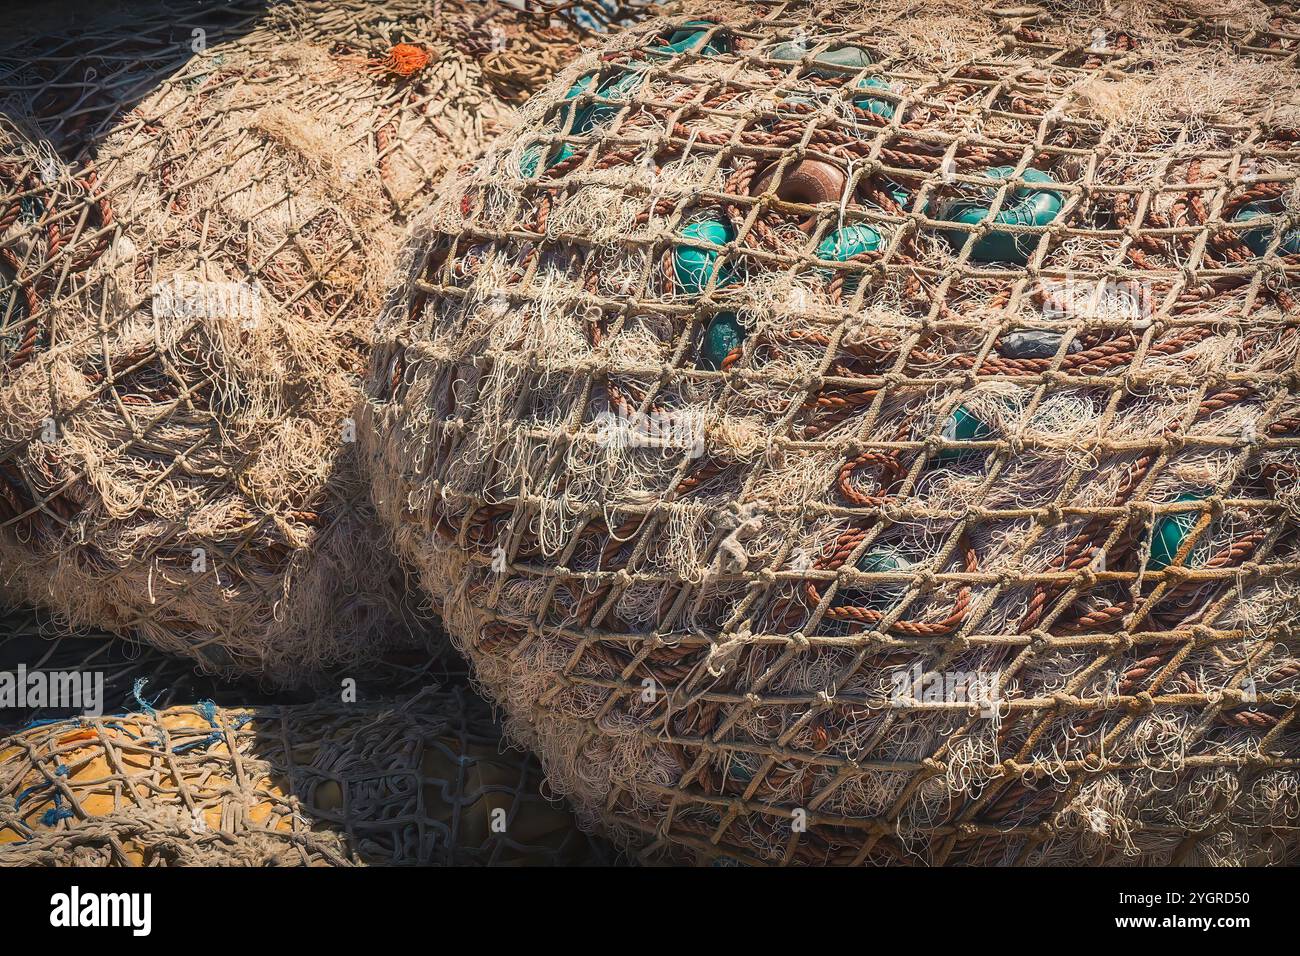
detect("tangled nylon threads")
[364,0,1300,866]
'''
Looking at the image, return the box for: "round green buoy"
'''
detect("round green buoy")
[936,166,1062,264]
[652,21,728,57]
[853,75,895,118]
[850,546,915,610]
[817,223,885,261]
[563,69,646,134]
[1148,492,1210,572]
[673,217,736,294]
[698,312,745,370]
[770,41,873,77]
[815,223,885,294]
[518,141,575,177]
[1233,203,1300,256]
[933,405,992,463]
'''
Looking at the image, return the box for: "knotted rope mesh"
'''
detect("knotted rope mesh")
[0,687,613,866]
[362,1,1300,864]
[0,0,627,683]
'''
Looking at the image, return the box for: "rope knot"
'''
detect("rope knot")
[1127,691,1156,714]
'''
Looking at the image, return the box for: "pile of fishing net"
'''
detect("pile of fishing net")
[0,0,619,684]
[0,686,612,866]
[361,0,1300,864]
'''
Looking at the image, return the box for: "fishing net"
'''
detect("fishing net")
[0,603,296,732]
[0,600,473,733]
[0,687,614,866]
[0,0,630,684]
[361,0,1300,865]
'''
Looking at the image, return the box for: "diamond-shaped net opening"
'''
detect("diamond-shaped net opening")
[0,686,613,866]
[0,0,636,684]
[363,1,1300,864]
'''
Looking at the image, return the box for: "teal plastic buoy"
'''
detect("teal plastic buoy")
[816,224,885,294]
[853,75,895,118]
[817,223,885,261]
[770,41,873,75]
[726,756,756,782]
[518,141,575,177]
[937,166,1063,264]
[698,312,745,370]
[652,21,728,57]
[673,217,736,294]
[1233,203,1300,256]
[1148,492,1209,572]
[933,405,992,463]
[563,69,646,134]
[852,546,914,610]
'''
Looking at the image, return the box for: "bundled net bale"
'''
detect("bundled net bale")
[0,687,613,866]
[0,0,630,684]
[362,1,1300,864]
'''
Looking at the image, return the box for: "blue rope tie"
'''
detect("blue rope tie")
[196,699,218,726]
[14,764,69,810]
[40,792,73,827]
[131,677,162,717]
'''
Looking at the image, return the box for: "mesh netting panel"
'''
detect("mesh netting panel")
[362,1,1300,865]
[0,0,624,684]
[0,687,614,866]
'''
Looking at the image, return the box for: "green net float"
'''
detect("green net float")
[851,546,915,610]
[726,755,756,782]
[698,312,745,370]
[673,217,737,294]
[564,69,646,134]
[770,41,873,73]
[652,21,728,57]
[937,166,1062,264]
[857,178,910,210]
[853,75,895,118]
[518,141,575,177]
[18,193,44,224]
[1148,492,1210,572]
[817,223,885,261]
[816,223,885,294]
[933,405,992,464]
[1233,203,1300,256]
